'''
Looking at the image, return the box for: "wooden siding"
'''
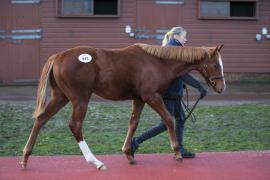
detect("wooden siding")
[0,0,41,84]
[182,0,270,72]
[40,0,137,67]
[40,0,270,73]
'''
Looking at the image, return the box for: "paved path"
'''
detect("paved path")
[1,151,270,180]
[0,84,270,105]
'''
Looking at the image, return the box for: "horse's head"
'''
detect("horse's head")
[199,45,226,93]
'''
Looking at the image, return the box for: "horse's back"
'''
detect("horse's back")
[50,45,174,101]
[92,45,174,100]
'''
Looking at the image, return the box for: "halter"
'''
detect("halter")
[183,64,224,121]
[203,64,224,87]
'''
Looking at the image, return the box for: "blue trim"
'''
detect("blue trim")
[0,30,5,39]
[155,1,184,5]
[11,0,41,4]
[12,29,42,33]
[156,29,170,33]
[11,35,41,40]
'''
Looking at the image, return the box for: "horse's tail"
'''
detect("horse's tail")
[32,54,56,118]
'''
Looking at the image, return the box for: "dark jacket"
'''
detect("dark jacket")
[163,39,203,99]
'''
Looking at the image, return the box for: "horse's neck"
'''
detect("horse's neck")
[169,61,199,77]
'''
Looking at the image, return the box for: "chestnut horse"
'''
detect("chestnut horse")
[20,43,225,170]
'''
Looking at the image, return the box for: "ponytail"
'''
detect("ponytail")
[162,32,173,46]
[162,27,186,46]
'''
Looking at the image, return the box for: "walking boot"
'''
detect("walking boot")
[131,137,139,158]
[180,147,196,158]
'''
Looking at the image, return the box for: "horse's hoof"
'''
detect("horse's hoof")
[125,154,136,165]
[175,157,183,162]
[19,161,27,169]
[174,154,183,162]
[97,164,107,171]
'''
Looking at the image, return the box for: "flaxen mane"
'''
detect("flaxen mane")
[135,43,209,63]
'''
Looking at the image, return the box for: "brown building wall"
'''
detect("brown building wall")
[0,0,41,84]
[182,0,270,73]
[40,0,138,66]
[1,0,269,85]
[41,0,270,73]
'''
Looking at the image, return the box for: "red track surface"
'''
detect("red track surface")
[1,151,270,180]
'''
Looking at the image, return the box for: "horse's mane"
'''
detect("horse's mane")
[135,43,209,63]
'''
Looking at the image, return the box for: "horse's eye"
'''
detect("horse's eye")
[214,64,219,69]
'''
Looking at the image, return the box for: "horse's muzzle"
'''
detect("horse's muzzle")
[216,83,226,93]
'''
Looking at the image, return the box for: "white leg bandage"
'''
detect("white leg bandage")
[78,140,106,170]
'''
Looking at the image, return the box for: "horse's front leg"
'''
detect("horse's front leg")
[122,100,145,164]
[145,93,182,161]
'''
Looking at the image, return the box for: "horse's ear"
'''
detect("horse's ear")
[217,44,224,51]
[212,46,219,56]
[211,44,224,56]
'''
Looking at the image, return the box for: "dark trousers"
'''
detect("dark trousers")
[136,99,185,147]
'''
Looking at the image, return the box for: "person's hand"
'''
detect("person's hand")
[199,88,207,99]
[183,84,186,89]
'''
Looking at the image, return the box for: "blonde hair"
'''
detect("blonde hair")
[162,27,186,46]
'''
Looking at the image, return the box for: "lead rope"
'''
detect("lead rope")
[181,86,200,122]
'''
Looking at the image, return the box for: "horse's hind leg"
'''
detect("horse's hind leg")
[68,97,106,170]
[122,100,145,164]
[145,93,182,161]
[20,86,68,168]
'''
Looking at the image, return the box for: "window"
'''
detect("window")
[62,0,92,15]
[94,0,118,15]
[230,2,256,17]
[57,0,120,18]
[199,0,258,20]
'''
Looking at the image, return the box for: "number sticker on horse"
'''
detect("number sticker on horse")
[78,54,92,63]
